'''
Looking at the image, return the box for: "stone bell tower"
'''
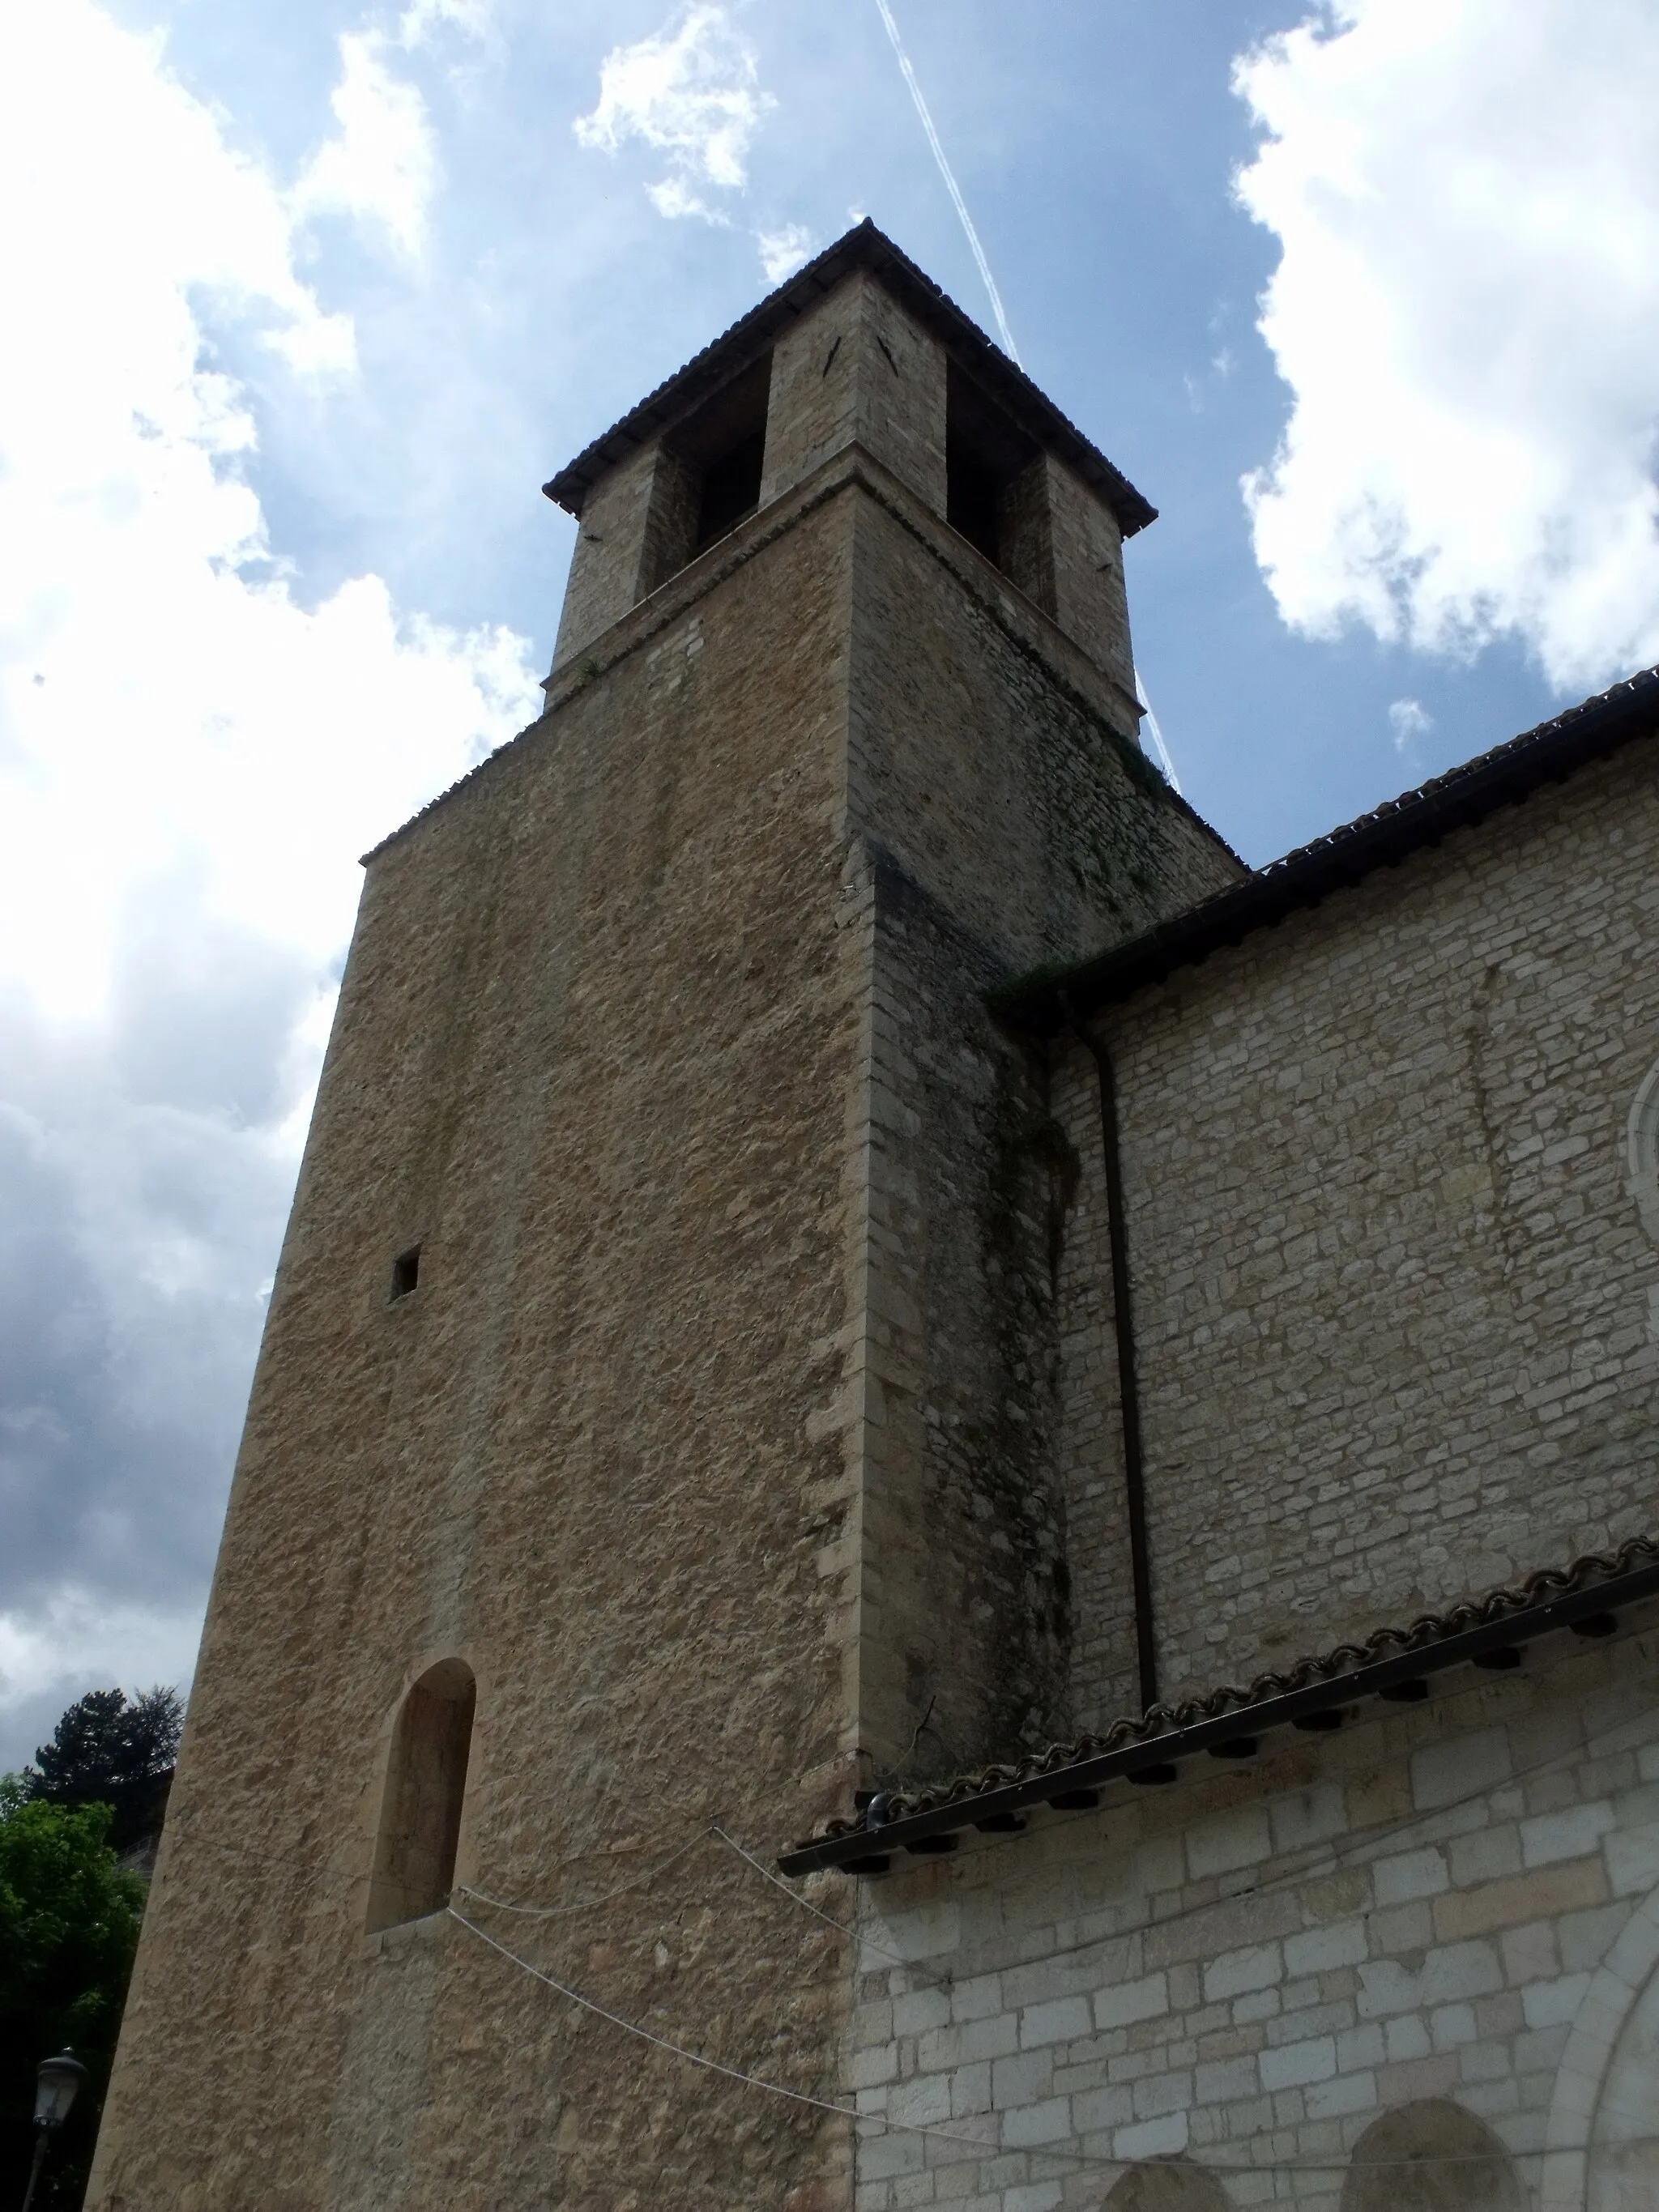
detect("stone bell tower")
[90,223,1238,2210]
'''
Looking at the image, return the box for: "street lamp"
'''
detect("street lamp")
[20,2050,88,2212]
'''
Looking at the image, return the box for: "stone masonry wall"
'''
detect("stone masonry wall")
[1053,740,1659,1728]
[92,492,869,2212]
[836,469,1239,1784]
[763,271,949,519]
[839,1622,1659,2210]
[95,255,1243,2209]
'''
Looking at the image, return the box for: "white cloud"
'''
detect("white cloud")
[574,4,772,224]
[756,222,814,283]
[1235,0,1659,694]
[0,0,540,1758]
[399,0,492,45]
[292,29,437,259]
[1388,697,1432,755]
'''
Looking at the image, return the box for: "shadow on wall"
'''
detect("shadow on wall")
[1101,2159,1229,2208]
[1342,2100,1524,2210]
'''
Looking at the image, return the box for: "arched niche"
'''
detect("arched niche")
[1587,1949,1659,2211]
[366,1656,476,1933]
[1541,1877,1659,2210]
[1341,2100,1524,2212]
[1627,1057,1659,1244]
[1102,2162,1231,2210]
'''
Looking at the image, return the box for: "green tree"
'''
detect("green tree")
[0,1777,146,2209]
[26,1686,182,1854]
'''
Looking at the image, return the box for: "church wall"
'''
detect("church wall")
[838,1623,1659,2210]
[92,489,872,2212]
[1051,737,1659,1725]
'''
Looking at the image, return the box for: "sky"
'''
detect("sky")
[2,0,1657,1769]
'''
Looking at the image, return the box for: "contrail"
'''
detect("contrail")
[872,0,1021,366]
[872,2,1184,795]
[1133,670,1183,794]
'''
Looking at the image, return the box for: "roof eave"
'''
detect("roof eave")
[780,1544,1659,1877]
[541,221,1157,539]
[996,663,1659,1038]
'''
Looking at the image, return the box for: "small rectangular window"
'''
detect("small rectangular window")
[390,1245,421,1301]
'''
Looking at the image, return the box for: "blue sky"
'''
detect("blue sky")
[2,0,1657,1766]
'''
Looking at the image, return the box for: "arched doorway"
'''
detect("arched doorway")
[1341,2100,1524,2212]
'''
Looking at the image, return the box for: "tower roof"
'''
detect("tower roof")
[542,219,1158,537]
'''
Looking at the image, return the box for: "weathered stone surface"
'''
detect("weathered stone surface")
[91,254,1222,2209]
[1055,737,1659,1726]
[94,226,1659,2212]
[843,1633,1659,2210]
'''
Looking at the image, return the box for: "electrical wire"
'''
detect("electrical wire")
[714,1692,1659,2036]
[454,1823,710,1920]
[450,1903,1658,2179]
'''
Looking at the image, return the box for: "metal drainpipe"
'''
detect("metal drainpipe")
[1063,1000,1159,1711]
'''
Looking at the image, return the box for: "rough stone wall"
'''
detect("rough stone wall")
[93,262,1243,2208]
[840,1624,1659,2210]
[1044,454,1133,705]
[551,441,662,671]
[838,478,1239,1784]
[92,495,868,2212]
[1054,740,1659,1724]
[762,272,948,518]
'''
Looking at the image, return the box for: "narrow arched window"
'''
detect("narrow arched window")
[1341,2099,1523,2212]
[366,1658,476,1933]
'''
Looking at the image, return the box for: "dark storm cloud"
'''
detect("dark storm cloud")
[0,910,323,1769]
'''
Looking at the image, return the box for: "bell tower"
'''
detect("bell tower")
[91,223,1239,2211]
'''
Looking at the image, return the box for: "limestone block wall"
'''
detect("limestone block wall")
[550,439,664,671]
[1053,739,1659,1724]
[839,1625,1659,2210]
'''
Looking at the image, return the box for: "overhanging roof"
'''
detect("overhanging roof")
[542,219,1158,538]
[996,664,1659,1038]
[779,1535,1659,1877]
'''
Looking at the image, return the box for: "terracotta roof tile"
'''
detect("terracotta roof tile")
[784,1533,1659,1872]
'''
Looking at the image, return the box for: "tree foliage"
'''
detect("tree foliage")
[26,1685,183,1854]
[0,1781,146,2209]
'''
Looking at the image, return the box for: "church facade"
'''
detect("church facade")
[91,224,1659,2210]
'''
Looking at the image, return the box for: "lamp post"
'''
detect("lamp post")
[20,2051,87,2212]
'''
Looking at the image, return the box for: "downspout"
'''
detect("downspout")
[1062,1001,1158,1711]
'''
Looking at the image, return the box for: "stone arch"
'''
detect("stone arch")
[1627,1057,1659,1242]
[1541,1878,1659,2211]
[1101,2163,1230,2210]
[366,1656,476,1932]
[1341,2100,1524,2212]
